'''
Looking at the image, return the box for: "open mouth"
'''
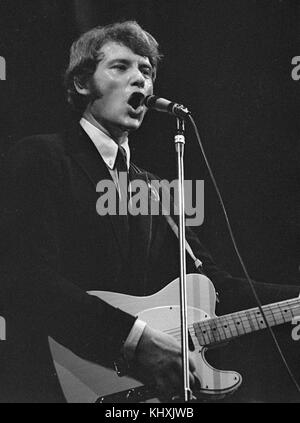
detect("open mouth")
[127,92,145,110]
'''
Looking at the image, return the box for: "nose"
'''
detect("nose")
[130,68,146,89]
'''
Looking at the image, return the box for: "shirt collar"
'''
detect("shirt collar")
[79,117,130,170]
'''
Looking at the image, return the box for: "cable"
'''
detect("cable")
[188,113,300,396]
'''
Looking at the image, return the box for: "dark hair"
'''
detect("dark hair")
[64,20,162,113]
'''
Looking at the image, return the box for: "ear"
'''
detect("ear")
[74,76,91,96]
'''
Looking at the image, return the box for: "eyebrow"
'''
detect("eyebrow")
[107,58,153,69]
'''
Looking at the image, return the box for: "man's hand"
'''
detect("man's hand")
[131,325,198,400]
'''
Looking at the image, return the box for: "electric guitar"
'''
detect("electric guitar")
[49,273,300,403]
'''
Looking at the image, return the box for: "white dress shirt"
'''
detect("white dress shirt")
[80,117,146,362]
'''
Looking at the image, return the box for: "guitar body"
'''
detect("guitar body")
[49,274,242,403]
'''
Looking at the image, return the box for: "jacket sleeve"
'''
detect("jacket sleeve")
[0,137,136,366]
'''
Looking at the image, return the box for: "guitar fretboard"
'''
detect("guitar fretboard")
[193,297,300,346]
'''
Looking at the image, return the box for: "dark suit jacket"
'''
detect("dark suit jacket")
[0,123,230,402]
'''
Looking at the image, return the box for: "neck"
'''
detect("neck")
[83,109,128,145]
[194,296,300,347]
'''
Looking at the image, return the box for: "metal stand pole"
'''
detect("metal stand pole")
[175,118,193,402]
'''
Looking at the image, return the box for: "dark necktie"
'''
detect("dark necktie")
[115,146,129,217]
[115,145,128,174]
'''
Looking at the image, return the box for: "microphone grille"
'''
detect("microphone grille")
[144,95,158,108]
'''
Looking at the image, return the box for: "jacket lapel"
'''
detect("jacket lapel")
[128,166,153,288]
[64,124,130,260]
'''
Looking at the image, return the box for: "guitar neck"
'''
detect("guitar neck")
[194,297,300,346]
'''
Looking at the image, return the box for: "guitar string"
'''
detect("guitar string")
[165,302,300,337]
[165,299,300,335]
[161,304,300,352]
[198,303,300,336]
[163,302,300,343]
[165,306,300,343]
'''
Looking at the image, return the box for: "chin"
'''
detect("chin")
[123,119,142,132]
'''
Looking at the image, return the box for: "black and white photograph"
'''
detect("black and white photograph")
[0,0,299,405]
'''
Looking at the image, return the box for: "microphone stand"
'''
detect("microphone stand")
[175,118,193,403]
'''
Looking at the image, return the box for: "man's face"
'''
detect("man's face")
[85,41,154,138]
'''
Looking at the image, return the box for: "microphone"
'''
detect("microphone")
[144,95,191,119]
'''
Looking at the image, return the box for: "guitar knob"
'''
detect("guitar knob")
[126,389,135,400]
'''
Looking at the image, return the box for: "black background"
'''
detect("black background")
[0,0,299,286]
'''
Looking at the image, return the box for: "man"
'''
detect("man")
[0,21,299,403]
